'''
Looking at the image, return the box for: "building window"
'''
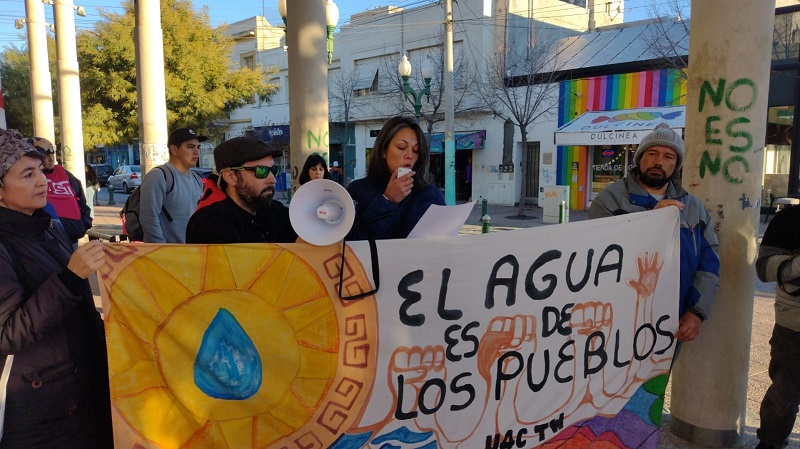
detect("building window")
[763,106,793,198]
[242,55,255,70]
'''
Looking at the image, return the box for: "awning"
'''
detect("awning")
[429,130,486,153]
[555,106,685,146]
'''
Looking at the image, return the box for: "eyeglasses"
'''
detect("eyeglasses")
[227,165,280,179]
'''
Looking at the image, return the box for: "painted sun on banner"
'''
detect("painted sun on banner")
[99,208,681,449]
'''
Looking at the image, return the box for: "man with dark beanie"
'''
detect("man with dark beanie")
[185,137,296,244]
[588,123,720,344]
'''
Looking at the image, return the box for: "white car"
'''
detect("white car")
[107,165,142,193]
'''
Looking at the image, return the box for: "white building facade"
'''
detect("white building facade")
[222,0,624,206]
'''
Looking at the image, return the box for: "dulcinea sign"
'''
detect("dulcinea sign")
[99,208,680,449]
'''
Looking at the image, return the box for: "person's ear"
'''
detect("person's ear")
[221,169,236,187]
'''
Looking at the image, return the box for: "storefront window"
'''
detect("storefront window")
[763,106,793,200]
[590,146,634,199]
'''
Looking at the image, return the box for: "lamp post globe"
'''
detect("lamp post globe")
[398,54,412,78]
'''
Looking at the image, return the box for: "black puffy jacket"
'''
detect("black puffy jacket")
[0,207,112,448]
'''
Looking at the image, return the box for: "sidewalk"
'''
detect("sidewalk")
[87,190,798,448]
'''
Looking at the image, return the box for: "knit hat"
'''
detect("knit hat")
[633,123,685,171]
[0,129,45,187]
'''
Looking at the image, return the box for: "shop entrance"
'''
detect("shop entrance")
[590,145,636,202]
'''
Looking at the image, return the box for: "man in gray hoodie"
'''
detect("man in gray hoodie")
[140,128,205,243]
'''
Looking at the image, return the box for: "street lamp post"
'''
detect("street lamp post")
[397,54,433,120]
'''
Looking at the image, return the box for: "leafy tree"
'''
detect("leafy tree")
[0,39,58,135]
[77,0,277,146]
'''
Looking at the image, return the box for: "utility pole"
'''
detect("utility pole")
[286,0,330,195]
[52,0,85,186]
[134,0,169,174]
[444,0,455,205]
[24,0,55,143]
[670,1,775,446]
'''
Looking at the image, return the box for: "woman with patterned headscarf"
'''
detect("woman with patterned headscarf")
[0,129,112,448]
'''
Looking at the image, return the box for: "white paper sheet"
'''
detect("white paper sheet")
[407,201,475,238]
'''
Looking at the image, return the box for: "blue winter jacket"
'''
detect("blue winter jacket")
[346,178,445,240]
[588,173,720,319]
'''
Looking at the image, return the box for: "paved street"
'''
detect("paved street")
[86,188,798,449]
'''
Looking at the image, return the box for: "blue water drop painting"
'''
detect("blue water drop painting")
[194,308,262,400]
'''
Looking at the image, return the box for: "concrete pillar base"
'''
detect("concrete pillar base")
[669,415,741,447]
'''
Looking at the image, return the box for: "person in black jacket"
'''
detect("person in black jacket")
[0,129,112,448]
[186,137,297,244]
[346,115,445,240]
[754,204,800,449]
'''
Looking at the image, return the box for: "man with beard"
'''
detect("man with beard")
[28,137,92,246]
[186,137,297,244]
[589,123,720,343]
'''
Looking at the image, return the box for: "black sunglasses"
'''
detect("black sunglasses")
[228,165,280,178]
[35,146,56,155]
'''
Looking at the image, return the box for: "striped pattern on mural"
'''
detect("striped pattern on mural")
[556,69,687,209]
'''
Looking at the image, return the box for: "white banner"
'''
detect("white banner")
[100,208,680,449]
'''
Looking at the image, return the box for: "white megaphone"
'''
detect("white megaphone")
[289,179,355,246]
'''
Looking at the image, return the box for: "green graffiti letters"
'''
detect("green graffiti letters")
[699,78,757,113]
[307,129,329,150]
[699,151,749,184]
[698,76,758,184]
[725,78,757,112]
[725,117,752,152]
[699,151,721,179]
[705,116,722,145]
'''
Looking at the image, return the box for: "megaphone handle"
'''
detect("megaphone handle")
[338,235,380,301]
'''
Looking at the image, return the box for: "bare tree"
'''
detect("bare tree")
[379,41,480,143]
[477,35,563,217]
[329,67,365,176]
[642,0,691,80]
[773,11,800,61]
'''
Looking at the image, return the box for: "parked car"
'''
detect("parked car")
[108,165,142,193]
[92,164,113,186]
[190,167,213,179]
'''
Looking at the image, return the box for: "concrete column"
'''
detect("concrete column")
[670,1,775,446]
[53,0,85,186]
[134,0,169,174]
[26,0,55,143]
[286,0,329,194]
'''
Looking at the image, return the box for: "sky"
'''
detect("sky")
[0,0,666,53]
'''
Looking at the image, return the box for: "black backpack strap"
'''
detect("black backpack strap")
[155,166,174,223]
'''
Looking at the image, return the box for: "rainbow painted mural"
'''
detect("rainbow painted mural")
[557,70,687,209]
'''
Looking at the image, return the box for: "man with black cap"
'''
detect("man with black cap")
[589,123,720,344]
[186,136,297,244]
[140,127,205,243]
